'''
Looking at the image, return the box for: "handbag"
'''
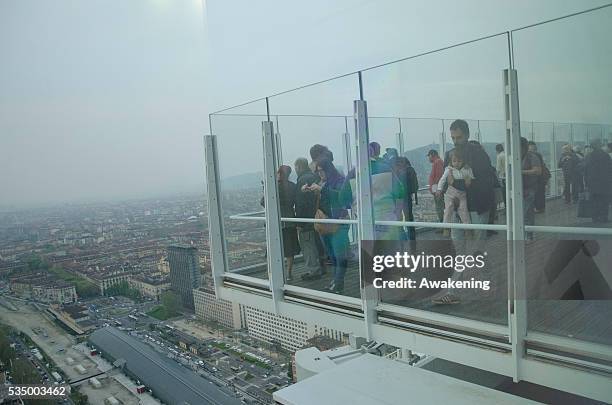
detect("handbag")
[577,191,592,218]
[314,194,339,235]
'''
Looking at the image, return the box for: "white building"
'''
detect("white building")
[194,288,348,351]
[193,288,243,330]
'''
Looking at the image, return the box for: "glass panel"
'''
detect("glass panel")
[361,34,510,326]
[513,6,612,346]
[478,120,506,164]
[209,99,270,281]
[267,74,361,298]
[368,117,401,162]
[401,118,446,223]
[531,122,553,198]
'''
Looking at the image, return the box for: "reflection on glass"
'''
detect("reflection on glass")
[210,103,270,280]
[267,75,361,298]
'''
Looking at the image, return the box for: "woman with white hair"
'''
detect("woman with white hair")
[558,144,580,204]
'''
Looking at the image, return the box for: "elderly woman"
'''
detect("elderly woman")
[558,144,579,204]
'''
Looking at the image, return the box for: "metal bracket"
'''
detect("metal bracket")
[262,121,285,312]
[354,99,377,340]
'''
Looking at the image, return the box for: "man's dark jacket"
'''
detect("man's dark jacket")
[295,170,319,229]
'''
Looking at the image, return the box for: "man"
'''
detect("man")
[369,141,391,174]
[443,120,495,241]
[528,141,547,213]
[294,158,327,281]
[427,149,445,227]
[521,137,542,239]
[495,144,506,207]
[584,140,612,223]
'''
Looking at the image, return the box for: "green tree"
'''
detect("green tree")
[105,281,141,301]
[161,291,179,317]
[0,328,16,366]
[12,358,39,384]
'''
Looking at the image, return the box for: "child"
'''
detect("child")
[437,149,473,234]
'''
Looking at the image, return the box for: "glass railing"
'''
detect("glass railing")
[209,99,270,281]
[267,73,361,299]
[361,33,511,326]
[512,4,612,351]
[206,4,612,383]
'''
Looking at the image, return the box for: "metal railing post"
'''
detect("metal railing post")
[343,118,358,245]
[396,117,405,155]
[204,134,228,296]
[550,123,558,197]
[504,68,527,383]
[262,120,285,312]
[439,119,446,158]
[354,83,377,340]
[274,115,283,166]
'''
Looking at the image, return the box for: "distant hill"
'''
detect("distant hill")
[220,140,555,191]
[222,172,263,190]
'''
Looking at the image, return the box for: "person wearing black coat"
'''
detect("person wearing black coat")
[444,121,495,241]
[584,140,612,223]
[294,158,326,280]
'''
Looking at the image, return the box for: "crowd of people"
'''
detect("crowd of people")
[261,119,612,296]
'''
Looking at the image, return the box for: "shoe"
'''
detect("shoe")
[286,276,293,282]
[432,294,460,305]
[328,285,344,294]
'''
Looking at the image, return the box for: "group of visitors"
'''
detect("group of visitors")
[261,119,611,296]
[261,145,352,294]
[262,141,421,294]
[558,141,612,223]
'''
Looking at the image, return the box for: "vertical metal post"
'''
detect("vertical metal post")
[343,116,353,172]
[204,135,228,296]
[476,120,482,143]
[569,123,574,146]
[439,120,446,158]
[343,117,358,244]
[504,68,527,382]
[550,123,558,197]
[274,115,283,166]
[586,125,591,147]
[396,117,404,155]
[262,120,285,312]
[354,96,377,340]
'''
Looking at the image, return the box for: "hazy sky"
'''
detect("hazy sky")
[1,0,610,207]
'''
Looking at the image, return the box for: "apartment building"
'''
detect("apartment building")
[168,245,201,309]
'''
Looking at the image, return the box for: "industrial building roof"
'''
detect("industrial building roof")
[89,327,242,405]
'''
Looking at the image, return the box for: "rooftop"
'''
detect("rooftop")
[275,353,540,405]
[89,327,242,405]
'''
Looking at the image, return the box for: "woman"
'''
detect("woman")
[304,158,352,293]
[261,165,300,281]
[558,144,579,204]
